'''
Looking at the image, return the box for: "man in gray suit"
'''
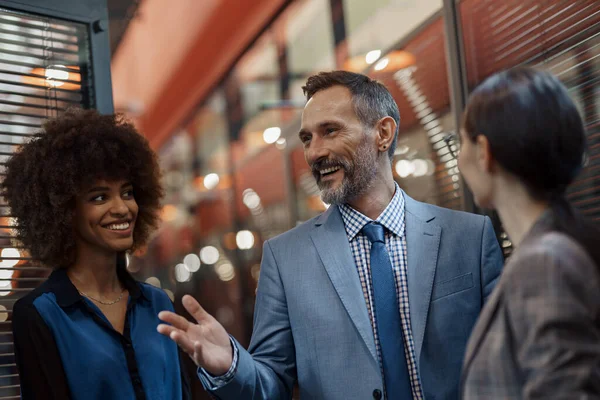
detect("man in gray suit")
[158,71,504,400]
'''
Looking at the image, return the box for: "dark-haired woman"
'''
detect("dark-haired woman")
[3,109,190,399]
[458,67,600,399]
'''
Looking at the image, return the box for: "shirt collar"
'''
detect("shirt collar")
[338,182,406,241]
[48,265,148,308]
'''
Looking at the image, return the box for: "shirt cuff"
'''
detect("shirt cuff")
[197,336,239,390]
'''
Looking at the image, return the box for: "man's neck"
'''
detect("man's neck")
[347,177,396,220]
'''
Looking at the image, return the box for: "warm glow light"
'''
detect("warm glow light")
[23,65,81,90]
[276,138,287,150]
[0,248,19,281]
[175,263,191,282]
[395,145,410,155]
[395,160,414,178]
[163,289,175,302]
[203,173,220,190]
[161,204,178,222]
[426,160,436,176]
[236,230,254,250]
[412,159,428,177]
[45,66,69,87]
[216,263,235,282]
[145,276,161,288]
[365,50,382,64]
[242,189,261,209]
[263,127,281,144]
[250,264,261,281]
[199,246,219,265]
[223,232,237,250]
[183,253,201,272]
[374,58,389,71]
[1,248,20,268]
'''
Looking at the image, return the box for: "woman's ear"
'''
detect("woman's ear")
[475,134,494,173]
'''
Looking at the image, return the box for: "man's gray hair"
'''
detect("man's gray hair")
[302,70,400,160]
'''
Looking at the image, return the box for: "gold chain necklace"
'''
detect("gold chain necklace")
[78,288,126,305]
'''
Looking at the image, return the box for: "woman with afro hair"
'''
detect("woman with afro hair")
[3,108,190,399]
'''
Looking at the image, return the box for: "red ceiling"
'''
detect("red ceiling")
[112,0,285,149]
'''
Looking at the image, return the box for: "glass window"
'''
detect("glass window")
[459,0,600,256]
[343,0,442,59]
[284,0,337,102]
[361,12,462,209]
[232,32,281,162]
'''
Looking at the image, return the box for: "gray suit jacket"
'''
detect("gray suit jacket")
[210,194,503,400]
[461,213,600,399]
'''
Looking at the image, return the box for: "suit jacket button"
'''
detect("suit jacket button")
[372,389,382,400]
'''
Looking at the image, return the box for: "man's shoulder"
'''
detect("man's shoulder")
[267,212,325,246]
[406,197,487,228]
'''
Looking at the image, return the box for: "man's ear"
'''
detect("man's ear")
[377,116,397,153]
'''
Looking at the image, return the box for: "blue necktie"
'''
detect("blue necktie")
[362,222,413,400]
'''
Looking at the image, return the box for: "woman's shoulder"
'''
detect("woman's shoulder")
[136,281,174,307]
[504,231,600,302]
[12,277,60,326]
[517,231,595,270]
[14,276,59,309]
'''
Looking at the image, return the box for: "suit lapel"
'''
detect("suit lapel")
[405,197,441,363]
[310,206,378,364]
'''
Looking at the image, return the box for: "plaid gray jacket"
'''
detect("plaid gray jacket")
[461,213,600,399]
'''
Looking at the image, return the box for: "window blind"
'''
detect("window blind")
[0,8,92,398]
[460,0,600,256]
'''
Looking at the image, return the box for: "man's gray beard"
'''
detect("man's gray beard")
[319,138,379,206]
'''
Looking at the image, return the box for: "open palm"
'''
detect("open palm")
[157,295,233,376]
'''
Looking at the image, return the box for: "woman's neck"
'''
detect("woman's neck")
[494,182,549,248]
[67,250,122,295]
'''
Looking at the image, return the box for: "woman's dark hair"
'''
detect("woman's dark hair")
[302,70,400,160]
[464,67,600,269]
[1,108,164,268]
[463,66,586,201]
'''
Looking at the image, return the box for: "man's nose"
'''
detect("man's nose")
[305,137,330,167]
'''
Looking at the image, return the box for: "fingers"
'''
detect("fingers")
[157,323,197,355]
[158,310,192,331]
[156,323,178,337]
[182,295,211,324]
[170,331,197,355]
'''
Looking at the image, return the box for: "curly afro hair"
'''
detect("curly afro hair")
[1,108,164,268]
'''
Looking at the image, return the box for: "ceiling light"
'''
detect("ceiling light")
[183,253,201,272]
[175,264,191,282]
[365,50,381,64]
[374,58,389,71]
[199,246,220,265]
[263,127,281,144]
[203,173,220,190]
[236,230,254,250]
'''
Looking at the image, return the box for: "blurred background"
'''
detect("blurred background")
[0,0,598,397]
